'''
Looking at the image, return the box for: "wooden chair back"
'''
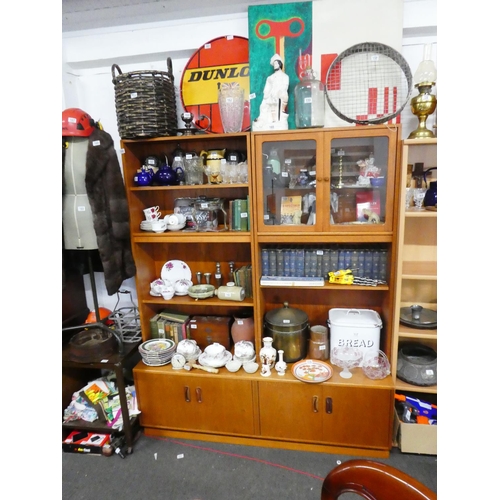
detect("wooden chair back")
[321,459,437,500]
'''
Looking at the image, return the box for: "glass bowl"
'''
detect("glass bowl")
[362,350,391,380]
[330,346,363,379]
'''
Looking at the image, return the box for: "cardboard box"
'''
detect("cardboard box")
[394,407,437,455]
[62,431,111,455]
[355,191,381,222]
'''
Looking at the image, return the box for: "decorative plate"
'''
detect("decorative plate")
[292,360,333,384]
[160,259,192,283]
[140,339,175,352]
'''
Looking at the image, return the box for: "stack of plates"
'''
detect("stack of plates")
[139,339,176,366]
[140,220,154,231]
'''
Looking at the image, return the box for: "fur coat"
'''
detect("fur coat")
[63,127,136,295]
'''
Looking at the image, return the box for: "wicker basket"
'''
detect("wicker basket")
[111,58,178,139]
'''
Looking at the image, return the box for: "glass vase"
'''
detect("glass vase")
[218,83,245,133]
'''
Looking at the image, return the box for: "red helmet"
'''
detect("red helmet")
[62,108,95,137]
[85,307,114,325]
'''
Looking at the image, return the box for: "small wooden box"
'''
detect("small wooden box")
[189,316,232,350]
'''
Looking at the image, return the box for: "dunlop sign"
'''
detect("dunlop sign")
[180,35,251,133]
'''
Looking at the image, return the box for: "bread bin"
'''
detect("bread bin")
[328,308,382,360]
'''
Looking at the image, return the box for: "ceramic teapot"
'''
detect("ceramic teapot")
[134,165,153,186]
[154,162,178,186]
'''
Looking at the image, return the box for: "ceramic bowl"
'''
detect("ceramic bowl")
[234,340,255,360]
[167,222,186,231]
[225,359,242,372]
[174,278,193,295]
[188,284,215,299]
[204,342,226,358]
[370,177,385,187]
[243,361,259,374]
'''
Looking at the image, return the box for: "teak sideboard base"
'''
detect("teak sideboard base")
[133,362,394,458]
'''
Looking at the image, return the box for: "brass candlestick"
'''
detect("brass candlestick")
[336,150,344,188]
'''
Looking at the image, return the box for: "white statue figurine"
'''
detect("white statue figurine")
[253,54,289,131]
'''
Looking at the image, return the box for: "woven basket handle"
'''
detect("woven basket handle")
[166,57,174,80]
[111,64,123,82]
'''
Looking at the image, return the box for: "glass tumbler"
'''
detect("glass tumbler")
[184,157,204,185]
[405,187,414,209]
[413,188,427,209]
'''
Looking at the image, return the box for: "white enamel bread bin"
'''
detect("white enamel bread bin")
[328,308,382,361]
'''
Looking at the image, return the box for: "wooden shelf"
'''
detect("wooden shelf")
[401,261,437,279]
[404,208,437,218]
[133,231,252,243]
[129,183,249,192]
[143,296,254,307]
[395,379,437,394]
[396,324,437,340]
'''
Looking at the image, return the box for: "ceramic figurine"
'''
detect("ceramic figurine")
[253,54,289,131]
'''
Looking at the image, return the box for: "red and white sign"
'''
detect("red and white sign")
[180,35,251,134]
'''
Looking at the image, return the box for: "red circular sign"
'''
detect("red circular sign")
[180,35,250,134]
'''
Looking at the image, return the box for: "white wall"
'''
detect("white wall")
[61,0,437,313]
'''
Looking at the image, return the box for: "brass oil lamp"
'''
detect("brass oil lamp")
[408,45,437,139]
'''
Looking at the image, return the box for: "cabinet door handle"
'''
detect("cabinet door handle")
[323,177,329,182]
[196,387,202,403]
[325,397,333,414]
[313,395,319,413]
[184,386,190,402]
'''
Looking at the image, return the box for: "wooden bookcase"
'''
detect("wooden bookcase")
[391,138,438,396]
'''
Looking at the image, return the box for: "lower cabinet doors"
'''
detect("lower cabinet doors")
[258,380,393,450]
[134,366,256,436]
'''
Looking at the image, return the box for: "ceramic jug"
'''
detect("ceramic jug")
[423,167,437,207]
[200,149,225,184]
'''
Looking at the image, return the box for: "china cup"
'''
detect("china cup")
[167,214,179,225]
[144,206,161,221]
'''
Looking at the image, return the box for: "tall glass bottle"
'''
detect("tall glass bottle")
[294,68,325,129]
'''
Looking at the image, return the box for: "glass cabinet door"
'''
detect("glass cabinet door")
[325,127,398,233]
[254,132,322,233]
[253,126,398,233]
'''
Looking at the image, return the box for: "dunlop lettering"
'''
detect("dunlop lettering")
[187,65,250,82]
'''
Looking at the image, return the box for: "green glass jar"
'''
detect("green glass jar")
[294,68,325,128]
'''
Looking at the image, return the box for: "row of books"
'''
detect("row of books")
[231,264,252,298]
[228,197,250,231]
[150,310,190,342]
[261,246,388,281]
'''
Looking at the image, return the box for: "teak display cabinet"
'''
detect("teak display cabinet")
[126,125,402,457]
